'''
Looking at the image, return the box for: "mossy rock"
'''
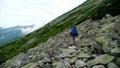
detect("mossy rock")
[111,47,120,56]
[115,57,120,66]
[87,54,115,67]
[53,61,71,68]
[99,23,115,33]
[92,65,105,68]
[22,63,38,68]
[95,36,111,52]
[108,63,119,68]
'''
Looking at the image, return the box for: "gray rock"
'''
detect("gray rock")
[9,53,30,67]
[53,61,71,68]
[22,63,38,68]
[69,57,78,64]
[65,49,76,54]
[95,36,111,53]
[43,57,51,63]
[63,61,71,68]
[83,58,88,62]
[30,55,41,62]
[59,50,73,58]
[87,54,115,67]
[64,58,70,62]
[117,37,120,46]
[43,63,53,68]
[111,47,120,56]
[91,54,98,58]
[75,60,86,68]
[68,46,77,50]
[46,39,56,47]
[92,65,105,68]
[40,53,50,59]
[115,57,120,66]
[106,14,112,18]
[83,47,90,53]
[108,63,119,68]
[37,61,44,67]
[28,56,33,59]
[77,53,91,59]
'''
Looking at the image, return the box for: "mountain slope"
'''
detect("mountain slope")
[0,25,34,46]
[0,0,120,65]
[1,14,120,68]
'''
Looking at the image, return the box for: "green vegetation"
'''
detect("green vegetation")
[0,0,120,64]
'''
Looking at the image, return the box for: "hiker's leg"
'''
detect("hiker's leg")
[72,36,75,45]
[73,36,76,44]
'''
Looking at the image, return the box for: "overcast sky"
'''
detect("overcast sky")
[0,0,86,30]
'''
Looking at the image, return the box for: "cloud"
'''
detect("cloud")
[21,26,34,34]
[0,0,86,31]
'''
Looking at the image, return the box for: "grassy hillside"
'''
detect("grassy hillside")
[0,0,120,64]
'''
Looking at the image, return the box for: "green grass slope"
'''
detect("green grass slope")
[0,0,120,64]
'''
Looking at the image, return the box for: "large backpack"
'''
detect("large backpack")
[70,26,78,36]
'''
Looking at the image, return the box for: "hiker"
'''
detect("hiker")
[70,25,78,45]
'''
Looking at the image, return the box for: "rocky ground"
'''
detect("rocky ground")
[0,14,120,68]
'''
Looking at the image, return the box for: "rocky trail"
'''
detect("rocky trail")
[1,14,120,68]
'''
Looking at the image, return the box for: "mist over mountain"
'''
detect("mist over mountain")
[0,25,34,46]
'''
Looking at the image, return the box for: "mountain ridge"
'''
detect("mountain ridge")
[0,25,35,46]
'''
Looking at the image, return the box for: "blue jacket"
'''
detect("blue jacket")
[70,26,78,36]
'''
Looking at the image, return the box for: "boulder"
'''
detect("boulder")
[69,57,78,64]
[68,46,77,50]
[82,47,90,53]
[77,53,91,59]
[53,61,71,68]
[108,63,119,68]
[37,61,44,67]
[99,23,115,33]
[115,57,120,66]
[92,65,105,68]
[22,63,38,68]
[40,53,50,59]
[87,54,115,67]
[59,50,73,58]
[83,58,88,62]
[111,47,120,56]
[43,64,53,68]
[43,57,51,63]
[117,37,120,46]
[75,60,86,68]
[105,14,112,18]
[95,36,111,52]
[65,49,76,54]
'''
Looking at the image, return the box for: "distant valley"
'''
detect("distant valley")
[0,25,34,46]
